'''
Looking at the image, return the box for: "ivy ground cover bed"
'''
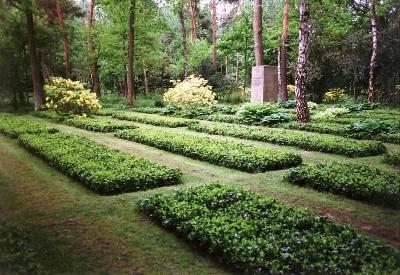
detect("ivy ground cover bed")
[0,113,59,137]
[139,184,399,274]
[287,162,400,208]
[18,132,182,194]
[188,122,386,157]
[115,128,302,172]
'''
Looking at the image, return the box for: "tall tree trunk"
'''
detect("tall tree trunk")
[279,0,289,101]
[25,4,42,111]
[225,56,228,75]
[127,0,136,106]
[189,0,198,43]
[211,0,217,67]
[87,0,101,97]
[368,0,377,103]
[236,52,240,84]
[143,60,149,94]
[294,0,310,123]
[179,8,189,78]
[253,0,264,66]
[41,56,51,84]
[55,0,72,79]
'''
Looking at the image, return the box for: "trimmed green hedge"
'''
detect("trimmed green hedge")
[378,132,400,144]
[139,184,399,274]
[111,111,197,128]
[384,151,400,166]
[115,128,302,172]
[0,113,59,137]
[18,132,182,194]
[287,162,400,208]
[188,122,386,157]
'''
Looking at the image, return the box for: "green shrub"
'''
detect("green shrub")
[384,151,400,166]
[33,110,67,122]
[281,121,349,136]
[378,132,400,144]
[0,113,59,138]
[111,111,197,128]
[210,104,239,114]
[65,117,137,133]
[348,119,393,139]
[18,132,182,194]
[312,107,350,120]
[139,184,399,274]
[236,103,277,124]
[200,114,240,124]
[188,122,386,157]
[287,162,400,208]
[335,102,380,112]
[131,107,163,114]
[115,128,302,172]
[278,100,296,108]
[261,112,290,125]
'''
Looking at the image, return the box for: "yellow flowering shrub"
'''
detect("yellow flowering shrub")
[323,88,347,103]
[44,77,101,116]
[287,85,296,99]
[163,75,216,109]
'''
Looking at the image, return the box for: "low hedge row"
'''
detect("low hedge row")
[200,114,240,124]
[139,184,399,274]
[188,122,386,157]
[287,162,400,208]
[18,132,182,194]
[0,113,59,137]
[384,151,400,166]
[111,111,197,128]
[115,128,302,172]
[378,132,400,144]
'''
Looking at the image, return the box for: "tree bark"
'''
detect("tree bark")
[189,0,198,43]
[279,0,289,101]
[367,0,377,103]
[25,4,43,111]
[179,8,189,78]
[87,0,101,97]
[225,56,228,75]
[211,0,217,67]
[143,60,149,94]
[127,0,136,106]
[55,0,72,79]
[253,0,264,66]
[236,52,240,84]
[294,0,310,123]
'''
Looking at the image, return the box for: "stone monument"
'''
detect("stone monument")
[250,65,278,103]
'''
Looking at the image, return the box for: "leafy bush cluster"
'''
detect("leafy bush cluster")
[378,132,400,144]
[236,103,277,124]
[111,111,196,128]
[349,118,394,138]
[335,102,380,112]
[287,162,400,208]
[261,112,290,125]
[115,128,302,172]
[0,113,58,138]
[44,77,101,116]
[279,100,317,110]
[384,151,400,166]
[139,184,399,274]
[19,132,182,194]
[323,88,347,103]
[188,122,387,157]
[200,114,240,124]
[313,107,350,120]
[163,75,216,109]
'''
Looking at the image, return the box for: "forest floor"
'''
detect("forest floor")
[0,114,399,274]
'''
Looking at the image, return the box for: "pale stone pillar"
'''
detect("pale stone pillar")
[250,65,279,103]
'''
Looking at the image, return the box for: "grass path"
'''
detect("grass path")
[27,115,400,246]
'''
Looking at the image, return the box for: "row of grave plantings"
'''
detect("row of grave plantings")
[115,128,302,172]
[138,184,400,274]
[0,113,182,193]
[287,162,400,209]
[187,122,386,157]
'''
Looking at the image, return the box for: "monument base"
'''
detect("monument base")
[250,65,278,103]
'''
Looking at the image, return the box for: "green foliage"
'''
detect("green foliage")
[378,132,400,144]
[0,113,59,138]
[287,162,400,208]
[115,128,302,172]
[18,131,181,194]
[349,119,393,139]
[335,102,380,112]
[110,111,197,128]
[200,114,240,124]
[188,122,387,157]
[0,223,45,274]
[261,112,290,126]
[384,152,400,166]
[139,184,400,274]
[278,100,296,109]
[236,103,277,124]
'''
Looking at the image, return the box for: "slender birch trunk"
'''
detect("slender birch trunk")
[279,0,289,101]
[367,0,377,103]
[127,0,136,105]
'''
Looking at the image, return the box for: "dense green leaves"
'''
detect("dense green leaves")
[287,162,400,208]
[188,122,387,157]
[139,184,400,273]
[115,128,301,172]
[0,113,59,137]
[384,151,400,166]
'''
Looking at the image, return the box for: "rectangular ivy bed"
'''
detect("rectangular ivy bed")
[139,184,399,274]
[115,128,302,172]
[188,122,386,157]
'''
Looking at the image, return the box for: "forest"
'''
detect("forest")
[0,0,399,274]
